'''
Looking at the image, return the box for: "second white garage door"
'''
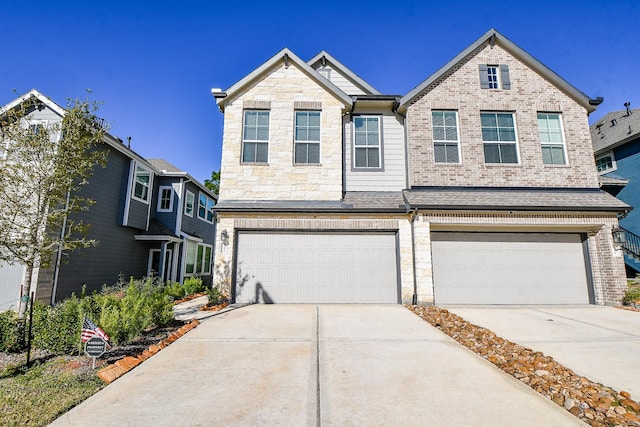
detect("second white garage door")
[431,232,591,305]
[235,232,399,304]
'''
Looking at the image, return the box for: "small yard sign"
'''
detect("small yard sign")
[84,336,107,369]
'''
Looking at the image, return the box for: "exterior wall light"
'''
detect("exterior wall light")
[612,226,627,246]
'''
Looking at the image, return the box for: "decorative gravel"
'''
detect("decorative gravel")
[407,305,640,427]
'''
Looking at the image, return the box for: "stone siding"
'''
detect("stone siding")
[219,61,347,201]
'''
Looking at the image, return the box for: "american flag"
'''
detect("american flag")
[81,317,110,343]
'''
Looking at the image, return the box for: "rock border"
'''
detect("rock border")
[406,305,640,426]
[97,319,200,384]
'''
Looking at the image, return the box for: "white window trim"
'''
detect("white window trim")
[184,190,195,217]
[538,113,568,166]
[481,112,520,165]
[242,110,270,164]
[184,241,212,276]
[596,152,617,174]
[147,248,173,279]
[197,191,215,223]
[432,110,462,164]
[157,186,174,212]
[294,110,321,164]
[352,115,382,170]
[132,164,153,204]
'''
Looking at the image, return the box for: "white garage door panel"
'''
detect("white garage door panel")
[431,233,590,305]
[235,233,398,303]
[0,262,24,311]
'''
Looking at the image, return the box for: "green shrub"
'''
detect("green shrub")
[623,285,640,305]
[32,297,83,354]
[98,277,174,345]
[182,276,204,295]
[207,286,225,305]
[164,281,185,299]
[0,311,27,352]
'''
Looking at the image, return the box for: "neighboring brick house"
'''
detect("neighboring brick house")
[591,105,640,274]
[211,29,629,305]
[0,90,216,310]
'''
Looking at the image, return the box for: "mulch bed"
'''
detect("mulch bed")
[407,305,640,426]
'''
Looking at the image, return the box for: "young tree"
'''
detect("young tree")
[204,169,220,196]
[0,94,108,315]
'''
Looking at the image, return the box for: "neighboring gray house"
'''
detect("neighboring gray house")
[211,29,629,306]
[591,104,640,274]
[0,90,216,310]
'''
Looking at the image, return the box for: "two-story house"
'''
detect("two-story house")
[0,90,216,310]
[211,29,629,306]
[591,104,640,274]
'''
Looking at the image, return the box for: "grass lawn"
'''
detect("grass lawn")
[0,356,104,427]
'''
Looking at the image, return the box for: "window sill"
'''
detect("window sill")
[131,196,150,204]
[241,162,269,166]
[543,164,570,168]
[293,163,322,167]
[483,163,521,167]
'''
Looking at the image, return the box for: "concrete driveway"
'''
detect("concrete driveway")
[446,306,640,398]
[51,305,581,426]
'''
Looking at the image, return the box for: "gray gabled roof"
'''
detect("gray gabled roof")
[403,187,631,212]
[591,108,640,155]
[147,158,183,173]
[307,51,381,95]
[399,28,597,113]
[214,48,353,111]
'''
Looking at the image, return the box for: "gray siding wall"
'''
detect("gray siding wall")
[181,182,216,246]
[344,112,407,192]
[54,147,149,301]
[152,177,179,232]
[127,199,149,230]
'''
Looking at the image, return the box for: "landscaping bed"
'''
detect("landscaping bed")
[407,304,640,427]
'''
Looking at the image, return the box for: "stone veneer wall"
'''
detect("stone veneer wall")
[414,211,627,306]
[406,42,600,189]
[213,213,415,303]
[219,61,347,202]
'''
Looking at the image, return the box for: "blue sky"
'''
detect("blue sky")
[2,0,638,183]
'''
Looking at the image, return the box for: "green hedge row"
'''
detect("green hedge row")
[0,276,204,354]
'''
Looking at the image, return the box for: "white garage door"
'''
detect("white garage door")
[235,232,399,303]
[431,232,590,305]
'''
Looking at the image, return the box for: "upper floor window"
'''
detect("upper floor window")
[353,116,381,169]
[157,186,173,212]
[481,112,519,164]
[538,113,567,165]
[184,190,194,217]
[596,152,616,173]
[479,64,511,90]
[132,165,151,203]
[198,192,215,223]
[432,111,460,163]
[294,111,321,164]
[242,110,269,163]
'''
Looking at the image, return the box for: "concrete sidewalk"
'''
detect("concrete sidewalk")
[51,305,581,426]
[446,305,640,398]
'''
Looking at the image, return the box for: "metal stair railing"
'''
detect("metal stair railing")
[619,226,640,261]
